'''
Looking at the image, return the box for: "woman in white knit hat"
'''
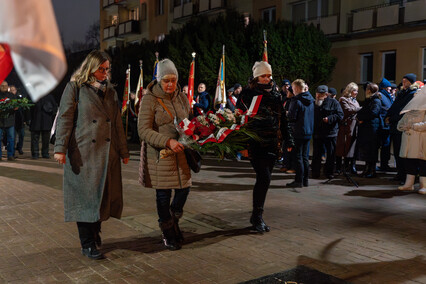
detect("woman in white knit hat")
[138,59,192,250]
[236,61,294,233]
[397,86,426,194]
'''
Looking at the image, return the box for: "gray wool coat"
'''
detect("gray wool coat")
[138,80,191,189]
[54,82,129,222]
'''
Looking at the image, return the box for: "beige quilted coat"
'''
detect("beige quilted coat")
[138,80,192,189]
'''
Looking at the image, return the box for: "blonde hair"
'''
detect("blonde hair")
[292,79,306,89]
[343,82,358,98]
[71,50,111,87]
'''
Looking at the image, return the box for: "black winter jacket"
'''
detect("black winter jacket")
[313,97,344,138]
[386,85,417,134]
[236,81,294,155]
[0,91,16,128]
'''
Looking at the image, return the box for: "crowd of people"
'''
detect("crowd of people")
[2,49,424,260]
[0,80,55,161]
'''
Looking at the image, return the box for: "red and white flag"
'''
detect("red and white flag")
[0,0,67,101]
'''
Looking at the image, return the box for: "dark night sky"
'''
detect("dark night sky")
[51,0,99,47]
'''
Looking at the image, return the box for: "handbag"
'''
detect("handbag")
[184,147,202,173]
[50,84,80,145]
[156,97,202,173]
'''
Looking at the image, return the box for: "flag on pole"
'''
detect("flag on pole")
[0,0,67,101]
[262,30,268,62]
[0,44,13,84]
[135,60,143,116]
[214,45,226,109]
[152,52,159,80]
[122,64,130,115]
[187,52,196,107]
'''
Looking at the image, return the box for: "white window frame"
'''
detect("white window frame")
[360,53,373,83]
[292,0,327,22]
[381,51,396,82]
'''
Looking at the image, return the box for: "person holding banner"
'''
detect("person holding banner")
[138,59,191,251]
[236,61,293,233]
[54,50,130,260]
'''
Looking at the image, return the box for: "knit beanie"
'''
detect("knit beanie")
[379,78,391,89]
[403,73,416,84]
[252,61,272,79]
[157,59,178,81]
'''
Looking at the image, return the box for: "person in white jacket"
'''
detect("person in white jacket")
[397,86,426,194]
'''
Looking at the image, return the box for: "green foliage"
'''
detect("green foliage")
[108,10,336,98]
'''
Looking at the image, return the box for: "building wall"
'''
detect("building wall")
[329,30,426,99]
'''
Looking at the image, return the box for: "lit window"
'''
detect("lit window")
[382,51,396,82]
[360,53,373,83]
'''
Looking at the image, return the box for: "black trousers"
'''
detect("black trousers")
[250,152,276,209]
[379,129,391,167]
[404,158,426,176]
[390,132,404,178]
[294,138,311,183]
[156,188,190,223]
[76,221,101,249]
[31,130,50,158]
[311,136,337,176]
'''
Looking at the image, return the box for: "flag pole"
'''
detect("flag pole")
[125,64,130,139]
[221,45,226,109]
[188,52,196,114]
[135,59,143,116]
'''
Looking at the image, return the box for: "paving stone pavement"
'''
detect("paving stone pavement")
[0,141,425,284]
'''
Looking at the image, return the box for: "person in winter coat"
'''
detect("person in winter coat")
[10,85,30,156]
[397,86,426,194]
[286,79,315,188]
[386,73,417,183]
[377,78,394,171]
[357,83,382,178]
[193,83,210,116]
[236,61,293,233]
[138,59,191,250]
[311,85,344,179]
[335,82,361,174]
[54,50,130,260]
[0,80,16,161]
[30,93,57,159]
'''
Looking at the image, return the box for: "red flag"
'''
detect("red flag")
[262,30,268,62]
[122,65,130,115]
[188,54,195,107]
[0,44,13,84]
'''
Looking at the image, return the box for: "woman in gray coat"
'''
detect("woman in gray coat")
[138,59,191,251]
[54,50,129,260]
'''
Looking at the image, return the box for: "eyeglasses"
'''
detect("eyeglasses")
[162,78,177,84]
[97,66,110,73]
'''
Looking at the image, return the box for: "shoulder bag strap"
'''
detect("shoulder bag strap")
[157,98,173,120]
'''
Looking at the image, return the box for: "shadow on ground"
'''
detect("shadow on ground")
[296,239,426,284]
[344,189,416,199]
[102,227,254,254]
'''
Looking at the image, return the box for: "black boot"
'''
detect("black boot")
[250,207,270,233]
[159,219,181,251]
[343,158,350,174]
[77,222,104,260]
[171,211,184,244]
[365,162,377,178]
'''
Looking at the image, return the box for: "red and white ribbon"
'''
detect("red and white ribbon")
[246,95,263,117]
